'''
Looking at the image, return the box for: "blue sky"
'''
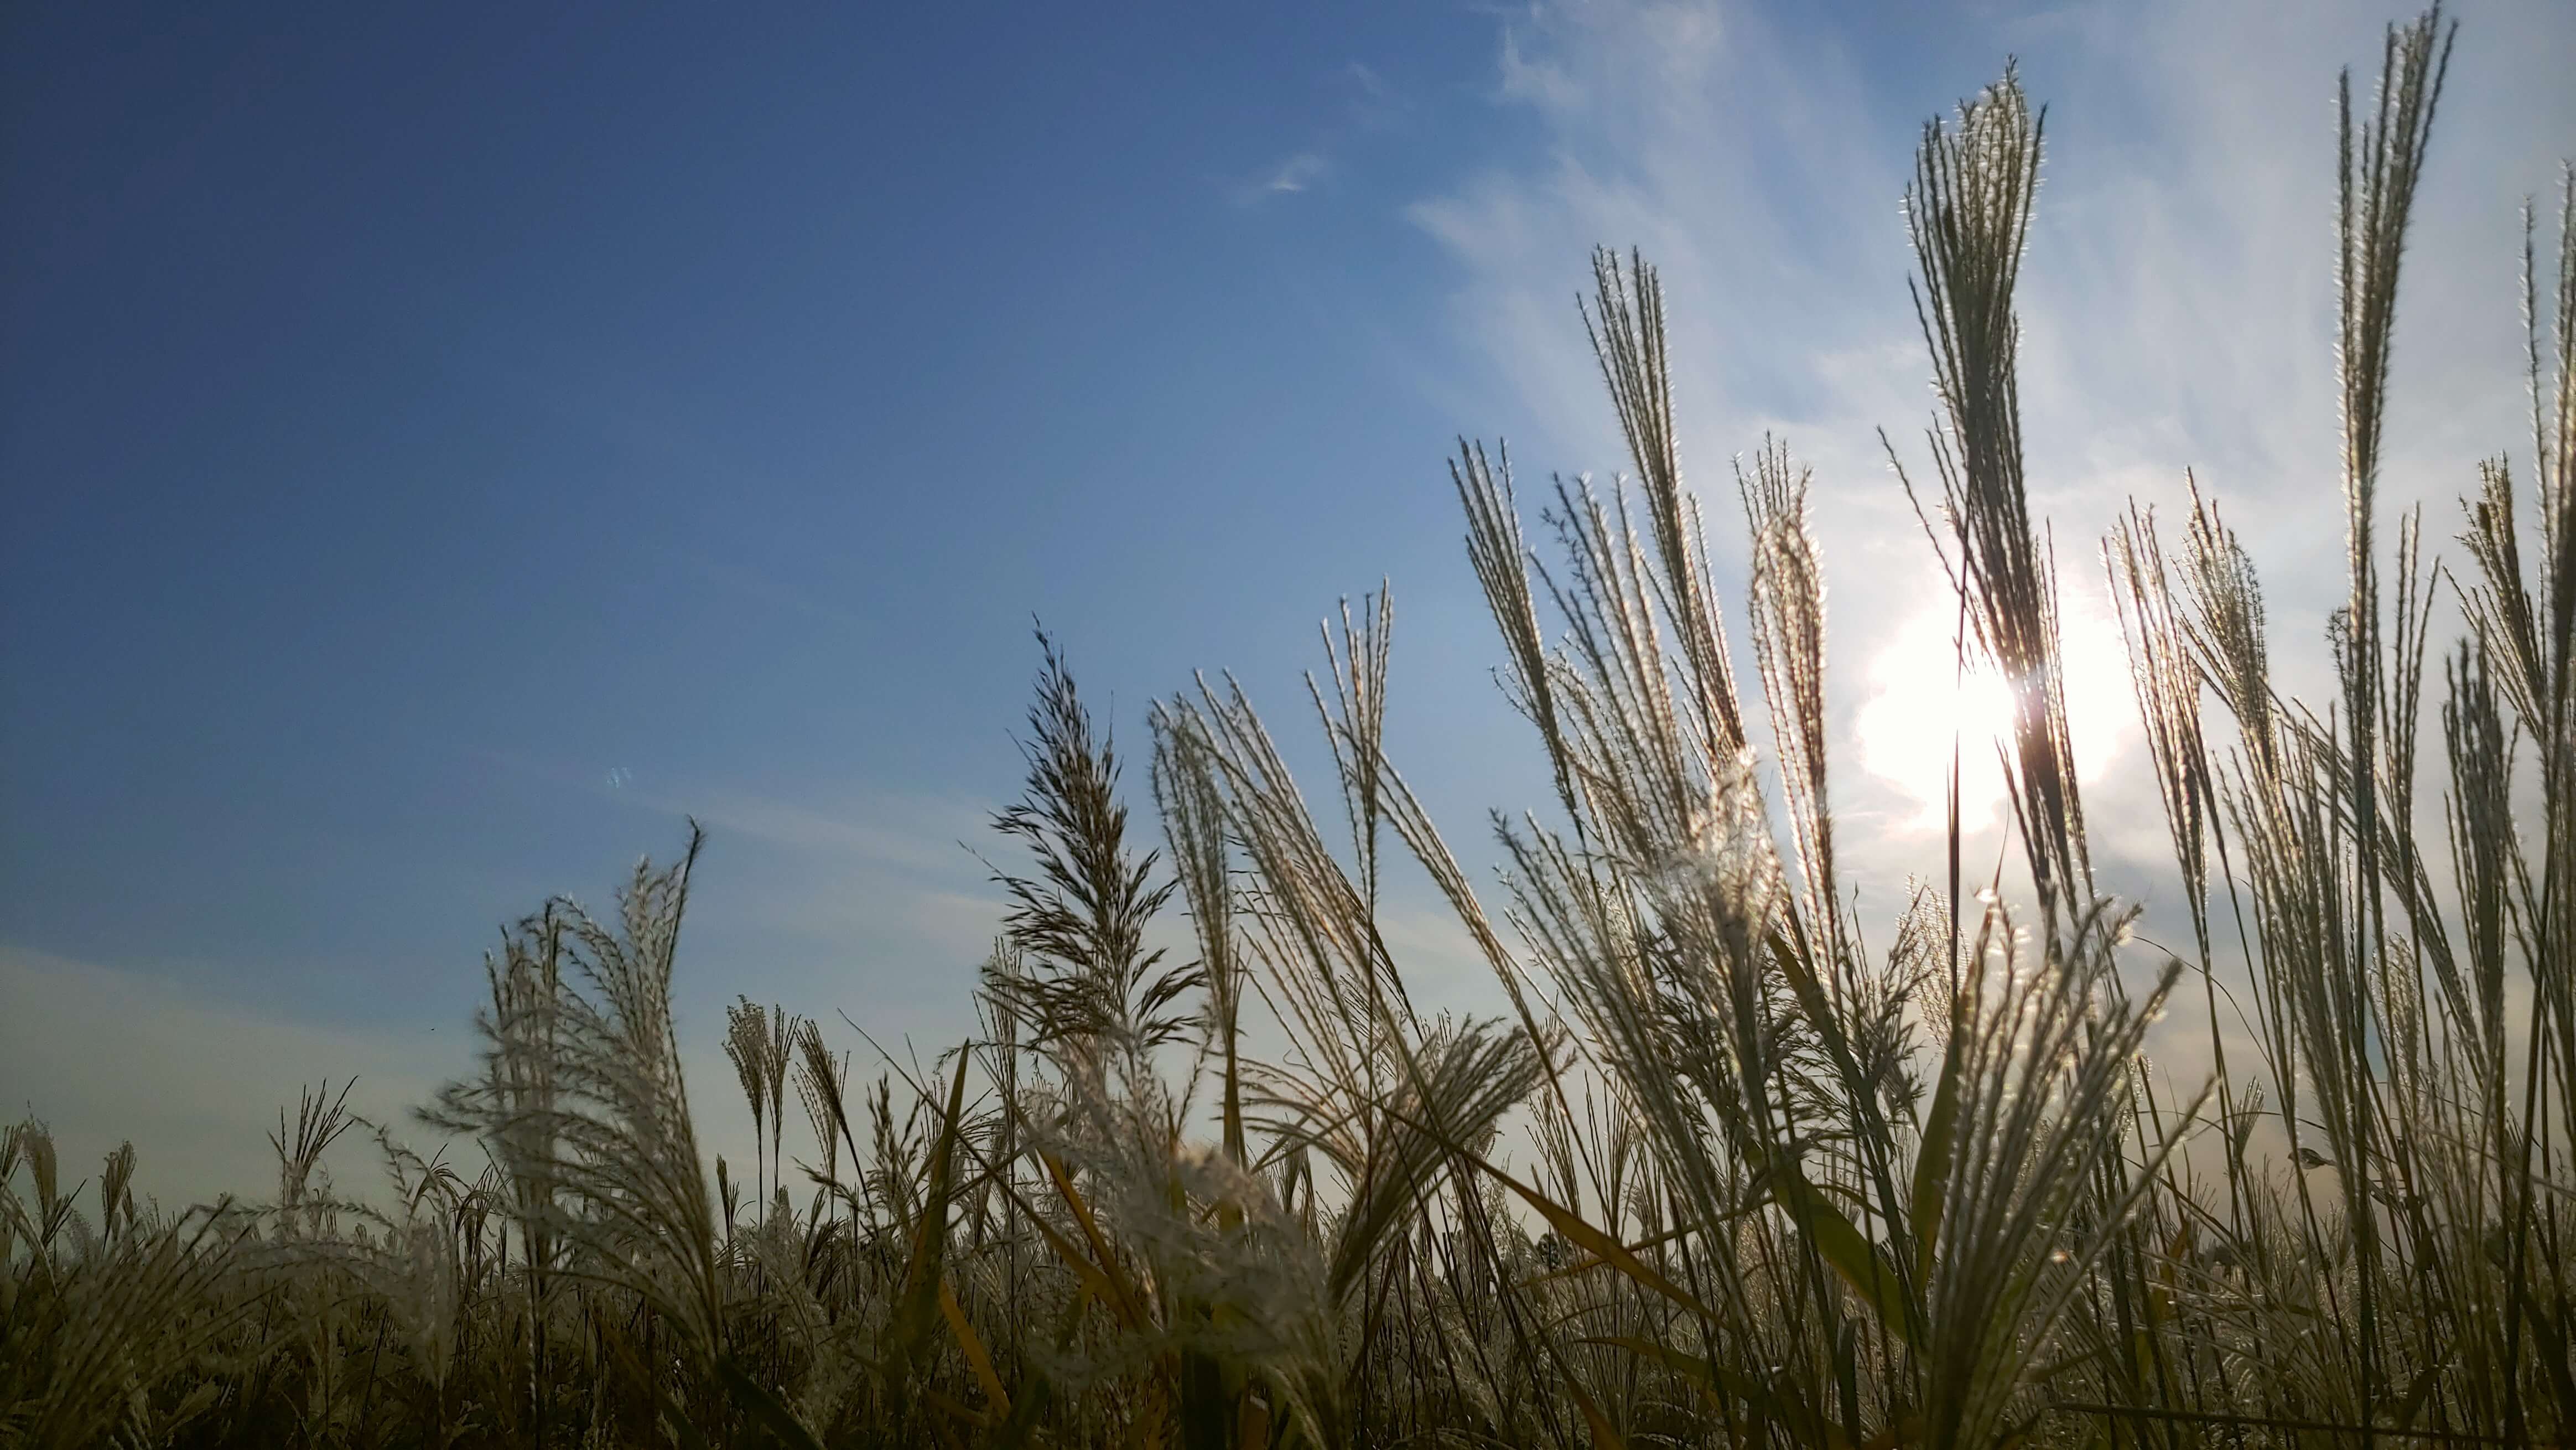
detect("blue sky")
[6,1,2572,1199]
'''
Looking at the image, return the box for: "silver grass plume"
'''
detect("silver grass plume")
[1584,248,1751,763]
[723,999,799,1207]
[986,629,1195,1068]
[1896,63,2092,919]
[1915,903,2198,1449]
[791,1019,853,1193]
[1150,699,1248,1167]
[422,826,728,1376]
[2320,11,2451,1408]
[1743,437,1839,969]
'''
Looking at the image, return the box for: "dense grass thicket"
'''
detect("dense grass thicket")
[9,11,2574,1446]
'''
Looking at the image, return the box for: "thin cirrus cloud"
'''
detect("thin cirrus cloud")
[1231,56,1408,207]
[1241,151,1331,205]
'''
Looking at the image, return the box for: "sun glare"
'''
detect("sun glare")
[1853,600,2130,830]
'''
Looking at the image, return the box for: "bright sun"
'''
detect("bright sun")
[1852,600,2130,830]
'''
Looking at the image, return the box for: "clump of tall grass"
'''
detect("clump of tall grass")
[5,6,2572,1446]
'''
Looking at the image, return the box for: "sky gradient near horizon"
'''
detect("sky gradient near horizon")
[6,0,2572,1202]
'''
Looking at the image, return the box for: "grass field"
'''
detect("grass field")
[7,8,2573,1446]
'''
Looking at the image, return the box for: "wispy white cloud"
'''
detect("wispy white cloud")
[468,747,1010,1020]
[467,744,994,883]
[1239,151,1332,206]
[1230,53,1420,207]
[1497,28,1583,116]
[1342,59,1392,105]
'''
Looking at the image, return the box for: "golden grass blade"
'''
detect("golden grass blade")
[1465,1141,1720,1325]
[1909,1004,1967,1284]
[1560,1361,1629,1450]
[940,1276,1011,1419]
[1768,1164,1919,1350]
[1038,1150,1152,1331]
